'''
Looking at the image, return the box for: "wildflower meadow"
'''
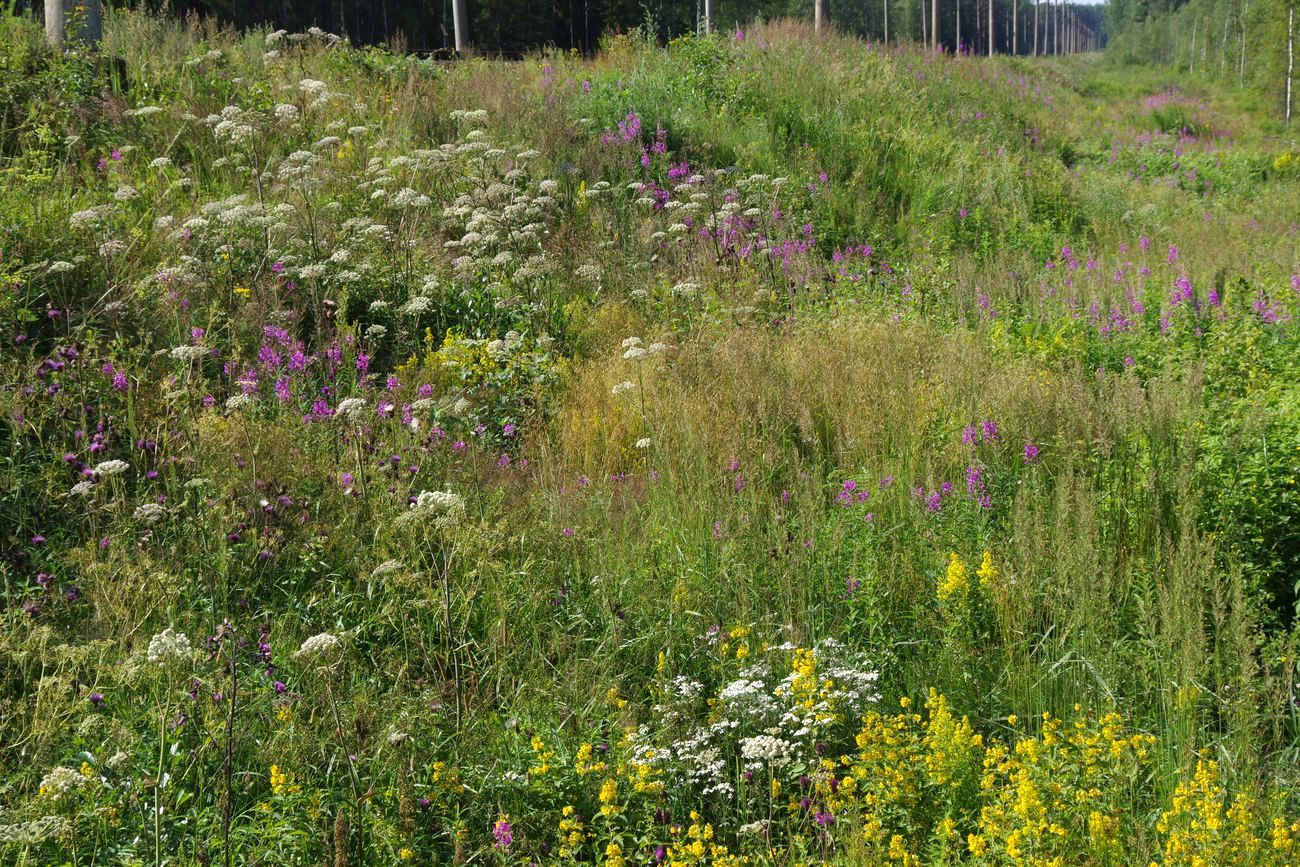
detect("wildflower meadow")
[2,7,1299,866]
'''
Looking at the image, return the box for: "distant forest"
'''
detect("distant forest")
[10,0,1105,56]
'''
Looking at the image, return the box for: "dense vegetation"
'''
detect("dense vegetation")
[2,7,1299,865]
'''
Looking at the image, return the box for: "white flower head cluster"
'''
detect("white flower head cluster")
[170,344,207,362]
[635,438,652,449]
[611,380,636,396]
[739,734,796,769]
[0,816,72,845]
[94,459,129,477]
[295,631,342,662]
[38,767,90,801]
[225,394,255,412]
[147,628,193,664]
[398,490,466,530]
[134,502,166,524]
[335,397,367,425]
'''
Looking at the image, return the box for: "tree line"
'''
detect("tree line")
[1106,0,1296,121]
[22,0,1102,57]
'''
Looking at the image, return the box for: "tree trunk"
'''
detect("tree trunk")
[1013,0,1017,54]
[932,0,939,48]
[815,0,827,33]
[452,0,467,52]
[45,0,102,46]
[956,0,961,53]
[1238,0,1249,84]
[1287,1,1294,125]
[44,0,65,45]
[703,0,712,34]
[1033,0,1038,55]
[884,0,889,43]
[922,0,928,47]
[988,0,993,55]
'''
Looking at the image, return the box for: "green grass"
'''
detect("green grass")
[1,8,1298,865]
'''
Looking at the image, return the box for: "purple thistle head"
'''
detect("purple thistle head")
[1023,442,1040,464]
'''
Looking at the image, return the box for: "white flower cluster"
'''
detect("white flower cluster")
[295,631,342,661]
[739,734,796,769]
[38,767,89,801]
[94,459,129,477]
[170,344,208,362]
[335,397,367,424]
[0,816,72,844]
[134,502,166,524]
[147,628,192,664]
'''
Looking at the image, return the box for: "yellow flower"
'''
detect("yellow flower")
[967,833,988,856]
[937,552,969,601]
[598,777,621,816]
[977,551,997,586]
[398,847,413,861]
[233,285,250,298]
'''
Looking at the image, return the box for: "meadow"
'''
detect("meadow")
[1,9,1299,865]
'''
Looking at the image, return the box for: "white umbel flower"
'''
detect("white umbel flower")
[335,397,367,424]
[38,767,89,801]
[295,632,342,661]
[93,459,129,477]
[147,628,192,664]
[134,503,166,524]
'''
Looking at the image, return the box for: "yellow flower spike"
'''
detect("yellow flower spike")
[977,550,997,586]
[937,552,969,601]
